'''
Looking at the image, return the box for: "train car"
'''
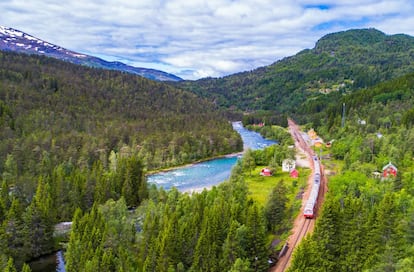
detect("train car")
[303,202,315,218]
[304,182,320,218]
[304,156,321,219]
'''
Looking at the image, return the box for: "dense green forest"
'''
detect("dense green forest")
[0,117,295,271]
[0,51,242,173]
[176,29,414,124]
[0,51,242,270]
[63,126,298,272]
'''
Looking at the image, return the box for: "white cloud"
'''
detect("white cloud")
[1,0,414,79]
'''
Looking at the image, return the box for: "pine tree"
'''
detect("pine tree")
[65,208,84,272]
[191,205,223,272]
[220,220,243,270]
[156,214,176,272]
[143,242,157,272]
[289,237,321,270]
[21,263,32,272]
[245,204,268,272]
[2,154,18,186]
[24,178,55,258]
[0,180,10,221]
[311,196,341,270]
[337,196,367,271]
[0,180,11,212]
[121,156,147,207]
[229,258,251,272]
[242,149,255,177]
[1,198,28,268]
[4,257,17,272]
[94,173,111,204]
[0,254,9,271]
[100,247,117,272]
[138,213,157,269]
[177,199,201,269]
[264,180,288,232]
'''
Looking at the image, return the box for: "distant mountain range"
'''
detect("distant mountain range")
[0,26,182,82]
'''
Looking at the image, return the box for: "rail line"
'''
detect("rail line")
[278,219,311,271]
[271,119,325,272]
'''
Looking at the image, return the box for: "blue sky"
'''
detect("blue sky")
[1,0,414,80]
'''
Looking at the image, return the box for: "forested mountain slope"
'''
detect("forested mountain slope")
[177,28,414,122]
[0,51,243,268]
[0,50,241,186]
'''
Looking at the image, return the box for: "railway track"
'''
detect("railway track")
[277,219,312,271]
[271,119,326,272]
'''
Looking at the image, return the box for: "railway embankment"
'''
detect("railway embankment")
[271,119,329,272]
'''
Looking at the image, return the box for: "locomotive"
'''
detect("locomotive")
[303,156,321,219]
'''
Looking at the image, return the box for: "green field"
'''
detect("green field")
[245,166,310,207]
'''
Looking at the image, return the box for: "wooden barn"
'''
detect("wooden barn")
[290,168,299,178]
[382,162,397,178]
[260,168,272,176]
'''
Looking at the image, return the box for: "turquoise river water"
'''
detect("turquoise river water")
[147,121,277,192]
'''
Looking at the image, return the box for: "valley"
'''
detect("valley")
[1,27,414,271]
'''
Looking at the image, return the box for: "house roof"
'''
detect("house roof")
[382,162,397,171]
[282,159,295,164]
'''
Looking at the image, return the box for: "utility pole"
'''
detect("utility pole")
[341,103,346,128]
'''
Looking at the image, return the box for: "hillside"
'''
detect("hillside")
[0,51,242,176]
[177,28,414,122]
[0,26,181,82]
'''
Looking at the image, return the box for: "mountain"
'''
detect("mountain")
[0,26,182,82]
[0,50,241,173]
[176,28,414,122]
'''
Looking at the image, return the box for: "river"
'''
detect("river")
[30,121,275,272]
[147,121,277,192]
[29,250,65,272]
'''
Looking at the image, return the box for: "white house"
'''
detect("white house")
[282,159,296,172]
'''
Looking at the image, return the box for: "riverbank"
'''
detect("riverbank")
[146,121,279,176]
[145,151,244,176]
[147,121,277,192]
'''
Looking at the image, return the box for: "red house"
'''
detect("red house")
[260,168,272,176]
[382,162,397,178]
[290,168,299,178]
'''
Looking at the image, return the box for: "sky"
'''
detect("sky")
[1,0,414,80]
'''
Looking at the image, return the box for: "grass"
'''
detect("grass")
[244,164,311,250]
[244,166,310,207]
[244,166,287,205]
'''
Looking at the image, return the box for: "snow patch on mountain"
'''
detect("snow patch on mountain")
[0,25,181,81]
